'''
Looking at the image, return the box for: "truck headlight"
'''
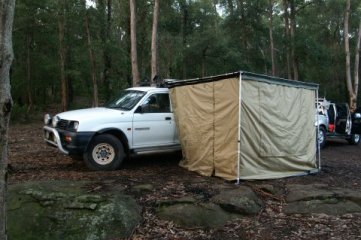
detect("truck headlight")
[52,116,60,128]
[44,114,52,125]
[69,121,79,131]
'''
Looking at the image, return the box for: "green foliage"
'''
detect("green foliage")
[10,0,361,118]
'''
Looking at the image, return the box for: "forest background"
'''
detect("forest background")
[10,0,361,120]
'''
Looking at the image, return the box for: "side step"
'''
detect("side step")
[131,145,182,155]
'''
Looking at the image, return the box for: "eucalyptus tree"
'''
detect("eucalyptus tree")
[58,0,68,111]
[130,0,140,86]
[0,1,15,239]
[344,0,361,111]
[151,0,160,84]
[82,0,99,106]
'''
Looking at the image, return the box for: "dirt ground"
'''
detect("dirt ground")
[7,122,361,239]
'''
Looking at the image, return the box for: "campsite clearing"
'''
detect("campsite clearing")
[8,122,361,239]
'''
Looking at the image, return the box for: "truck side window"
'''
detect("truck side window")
[142,93,170,113]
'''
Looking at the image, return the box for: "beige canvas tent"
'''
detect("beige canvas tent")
[166,71,320,181]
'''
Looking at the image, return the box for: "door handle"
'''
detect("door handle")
[165,117,171,120]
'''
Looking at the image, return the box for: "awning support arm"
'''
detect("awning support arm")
[237,72,243,184]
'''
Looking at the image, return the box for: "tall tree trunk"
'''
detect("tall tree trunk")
[289,0,298,80]
[283,0,292,79]
[0,1,15,239]
[201,46,208,77]
[58,0,68,111]
[26,34,33,113]
[100,0,112,97]
[344,0,354,110]
[268,0,276,76]
[151,0,160,85]
[130,0,140,86]
[180,0,188,79]
[353,19,361,111]
[83,1,98,107]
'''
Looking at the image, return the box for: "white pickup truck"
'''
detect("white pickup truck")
[43,87,181,171]
[316,98,361,148]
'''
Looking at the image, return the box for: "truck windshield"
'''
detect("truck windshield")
[104,90,146,111]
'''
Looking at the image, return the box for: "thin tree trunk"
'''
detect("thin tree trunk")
[151,0,160,85]
[289,0,298,80]
[201,46,208,77]
[283,0,292,79]
[268,0,276,76]
[0,1,16,239]
[58,0,68,111]
[26,34,33,113]
[180,0,188,79]
[83,1,98,107]
[344,0,354,110]
[101,0,112,96]
[130,0,140,86]
[353,19,361,111]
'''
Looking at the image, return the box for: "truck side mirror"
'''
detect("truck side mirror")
[135,106,143,114]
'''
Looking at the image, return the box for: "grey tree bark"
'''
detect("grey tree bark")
[130,0,140,86]
[344,0,357,111]
[353,19,361,110]
[58,0,68,111]
[83,0,99,107]
[0,1,16,239]
[268,0,276,76]
[151,0,160,85]
[283,0,292,79]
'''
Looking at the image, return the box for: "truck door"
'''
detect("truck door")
[327,104,336,133]
[132,93,176,147]
[351,107,361,134]
[334,103,352,135]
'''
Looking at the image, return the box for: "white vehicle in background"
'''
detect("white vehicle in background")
[43,87,181,171]
[316,98,361,148]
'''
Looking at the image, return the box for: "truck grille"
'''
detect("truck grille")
[57,119,69,130]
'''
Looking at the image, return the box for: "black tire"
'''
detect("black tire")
[347,134,360,145]
[84,134,125,171]
[317,126,327,149]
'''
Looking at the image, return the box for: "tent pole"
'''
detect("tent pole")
[316,89,321,171]
[237,72,243,184]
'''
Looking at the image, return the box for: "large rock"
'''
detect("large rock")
[156,186,263,228]
[7,181,142,240]
[284,184,361,215]
[157,202,239,228]
[211,186,263,215]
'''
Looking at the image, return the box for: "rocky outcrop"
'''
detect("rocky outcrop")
[156,186,263,228]
[7,181,361,237]
[284,184,361,215]
[211,186,263,215]
[7,181,142,240]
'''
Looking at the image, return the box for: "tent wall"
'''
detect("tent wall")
[168,72,318,180]
[170,78,240,180]
[239,80,317,179]
[170,82,215,176]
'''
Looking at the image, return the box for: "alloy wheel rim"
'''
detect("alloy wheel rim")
[92,143,115,165]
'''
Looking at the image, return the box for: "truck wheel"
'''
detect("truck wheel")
[84,134,125,171]
[347,134,360,145]
[317,127,326,149]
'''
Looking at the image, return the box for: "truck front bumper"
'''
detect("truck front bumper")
[43,126,93,155]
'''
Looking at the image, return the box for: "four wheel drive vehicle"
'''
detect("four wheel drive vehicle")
[316,98,361,148]
[43,87,181,171]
